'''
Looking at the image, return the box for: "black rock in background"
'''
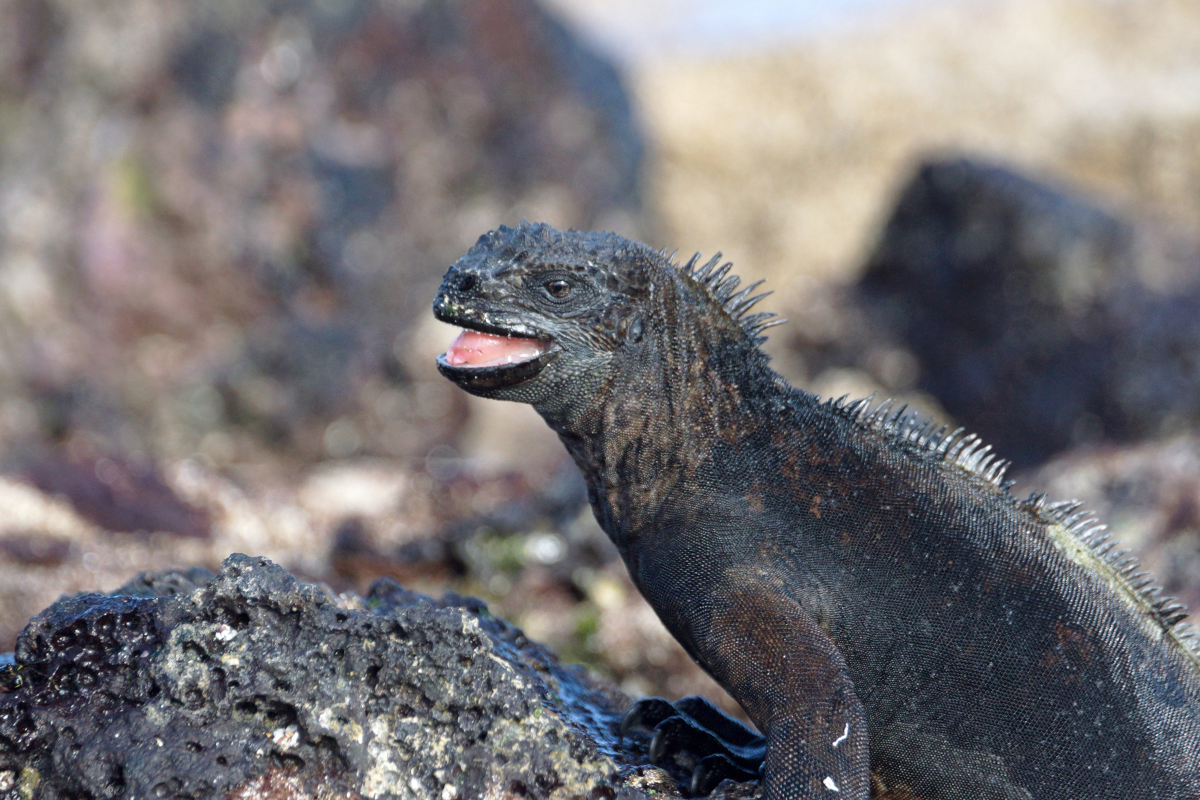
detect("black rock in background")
[0,554,674,799]
[854,157,1200,468]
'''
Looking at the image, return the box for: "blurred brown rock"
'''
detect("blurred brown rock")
[0,0,645,467]
[0,532,71,567]
[26,449,210,537]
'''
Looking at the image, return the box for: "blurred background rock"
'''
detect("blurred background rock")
[1,0,1199,718]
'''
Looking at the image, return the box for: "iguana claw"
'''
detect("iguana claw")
[619,696,678,740]
[691,753,761,796]
[621,696,765,795]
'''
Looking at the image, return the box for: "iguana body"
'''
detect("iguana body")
[433,222,1200,799]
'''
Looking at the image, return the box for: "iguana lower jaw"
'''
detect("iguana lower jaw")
[434,299,559,392]
[435,339,558,391]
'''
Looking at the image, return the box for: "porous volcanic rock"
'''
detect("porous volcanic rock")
[0,554,677,799]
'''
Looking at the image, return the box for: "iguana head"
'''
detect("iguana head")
[433,221,778,416]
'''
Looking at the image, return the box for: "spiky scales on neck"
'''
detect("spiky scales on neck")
[669,248,785,345]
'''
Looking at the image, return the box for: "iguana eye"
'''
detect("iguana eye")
[546,279,572,298]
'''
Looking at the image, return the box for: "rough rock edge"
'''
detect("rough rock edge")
[0,554,685,799]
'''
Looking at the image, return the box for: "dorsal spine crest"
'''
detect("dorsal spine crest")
[822,392,1199,661]
[672,251,783,342]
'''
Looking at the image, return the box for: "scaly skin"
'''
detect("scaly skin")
[433,222,1200,799]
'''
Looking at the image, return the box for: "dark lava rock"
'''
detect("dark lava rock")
[0,554,673,799]
[852,157,1200,467]
[0,535,71,568]
[25,452,210,538]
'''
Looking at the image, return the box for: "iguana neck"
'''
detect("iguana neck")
[537,285,780,545]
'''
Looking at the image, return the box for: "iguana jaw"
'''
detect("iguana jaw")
[434,301,559,391]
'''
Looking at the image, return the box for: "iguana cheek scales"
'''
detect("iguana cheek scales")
[434,222,1200,800]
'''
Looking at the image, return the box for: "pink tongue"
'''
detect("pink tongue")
[444,329,546,367]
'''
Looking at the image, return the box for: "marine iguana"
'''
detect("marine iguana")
[432,222,1200,800]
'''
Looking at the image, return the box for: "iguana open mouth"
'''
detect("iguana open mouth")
[435,323,557,390]
[443,328,548,368]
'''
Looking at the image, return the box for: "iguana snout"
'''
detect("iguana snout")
[433,286,559,392]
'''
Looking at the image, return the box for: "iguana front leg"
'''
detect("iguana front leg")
[691,577,871,800]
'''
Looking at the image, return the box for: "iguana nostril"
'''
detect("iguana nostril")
[457,274,477,293]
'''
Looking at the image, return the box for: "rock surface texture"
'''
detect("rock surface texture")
[0,555,687,799]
